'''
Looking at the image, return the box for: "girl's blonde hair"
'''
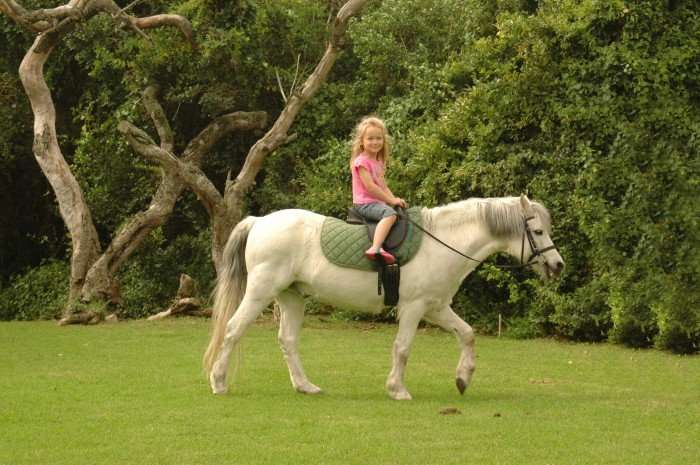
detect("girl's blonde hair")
[350,116,392,168]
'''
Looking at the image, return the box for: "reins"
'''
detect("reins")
[400,210,557,270]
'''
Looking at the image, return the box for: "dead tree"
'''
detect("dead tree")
[116,87,267,321]
[0,1,202,324]
[120,0,370,277]
[2,0,367,323]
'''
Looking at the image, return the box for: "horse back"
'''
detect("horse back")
[245,209,325,263]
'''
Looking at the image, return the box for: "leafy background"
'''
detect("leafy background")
[1,0,698,353]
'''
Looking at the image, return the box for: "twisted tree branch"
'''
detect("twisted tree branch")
[133,14,194,44]
[1,0,194,44]
[117,108,267,220]
[182,111,268,162]
[117,120,223,215]
[142,85,174,152]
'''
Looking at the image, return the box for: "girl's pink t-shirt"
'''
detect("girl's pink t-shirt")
[351,153,387,204]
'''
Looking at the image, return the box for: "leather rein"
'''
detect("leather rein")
[401,211,558,270]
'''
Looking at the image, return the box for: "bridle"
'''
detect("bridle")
[403,211,558,270]
[519,215,559,267]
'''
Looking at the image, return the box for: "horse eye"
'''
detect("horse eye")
[534,230,544,235]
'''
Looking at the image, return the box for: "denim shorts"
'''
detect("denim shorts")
[353,202,397,221]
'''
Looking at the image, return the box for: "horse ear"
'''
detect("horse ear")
[520,193,532,211]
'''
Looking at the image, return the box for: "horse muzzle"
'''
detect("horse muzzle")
[544,258,565,279]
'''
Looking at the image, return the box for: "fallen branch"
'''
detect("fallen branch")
[147,274,211,320]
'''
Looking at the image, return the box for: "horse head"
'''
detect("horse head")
[515,194,565,280]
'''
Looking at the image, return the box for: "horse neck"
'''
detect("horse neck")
[424,200,508,267]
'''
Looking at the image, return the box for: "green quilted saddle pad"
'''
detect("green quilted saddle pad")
[321,207,424,271]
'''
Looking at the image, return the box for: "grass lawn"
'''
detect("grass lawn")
[0,316,698,465]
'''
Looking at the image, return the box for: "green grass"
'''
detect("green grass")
[0,317,698,465]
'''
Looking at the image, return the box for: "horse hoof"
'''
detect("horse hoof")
[389,390,412,401]
[296,383,323,395]
[211,379,228,395]
[210,373,227,395]
[456,377,468,395]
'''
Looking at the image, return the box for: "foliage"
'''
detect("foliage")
[1,1,698,354]
[0,40,67,282]
[61,0,334,270]
[118,228,215,318]
[0,260,69,320]
[279,0,700,353]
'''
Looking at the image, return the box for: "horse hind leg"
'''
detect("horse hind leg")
[210,267,288,394]
[276,289,322,394]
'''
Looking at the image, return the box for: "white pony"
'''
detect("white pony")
[203,195,564,400]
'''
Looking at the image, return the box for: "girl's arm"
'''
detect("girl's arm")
[358,168,401,206]
[379,172,407,208]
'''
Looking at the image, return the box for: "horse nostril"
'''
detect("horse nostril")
[555,261,565,271]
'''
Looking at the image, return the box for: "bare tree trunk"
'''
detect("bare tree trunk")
[81,87,267,308]
[2,0,194,324]
[118,102,269,275]
[18,22,101,303]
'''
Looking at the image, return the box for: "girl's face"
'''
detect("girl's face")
[362,126,384,157]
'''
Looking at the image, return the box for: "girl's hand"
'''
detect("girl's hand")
[392,197,407,209]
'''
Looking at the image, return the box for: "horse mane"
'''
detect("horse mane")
[425,197,551,238]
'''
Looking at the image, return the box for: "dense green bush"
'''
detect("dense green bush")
[118,228,215,318]
[278,0,700,353]
[2,1,698,354]
[0,261,69,321]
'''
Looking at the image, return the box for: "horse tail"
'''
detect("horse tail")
[203,216,257,376]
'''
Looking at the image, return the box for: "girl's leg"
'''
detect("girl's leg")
[357,203,399,262]
[370,214,397,250]
[366,214,398,263]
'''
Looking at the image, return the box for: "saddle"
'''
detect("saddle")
[345,207,408,306]
[320,207,423,306]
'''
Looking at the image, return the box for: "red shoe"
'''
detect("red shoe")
[365,247,396,265]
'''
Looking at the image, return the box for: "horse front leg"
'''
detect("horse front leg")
[276,289,322,394]
[386,302,424,400]
[424,306,476,395]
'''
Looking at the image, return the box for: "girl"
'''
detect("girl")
[350,116,407,265]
